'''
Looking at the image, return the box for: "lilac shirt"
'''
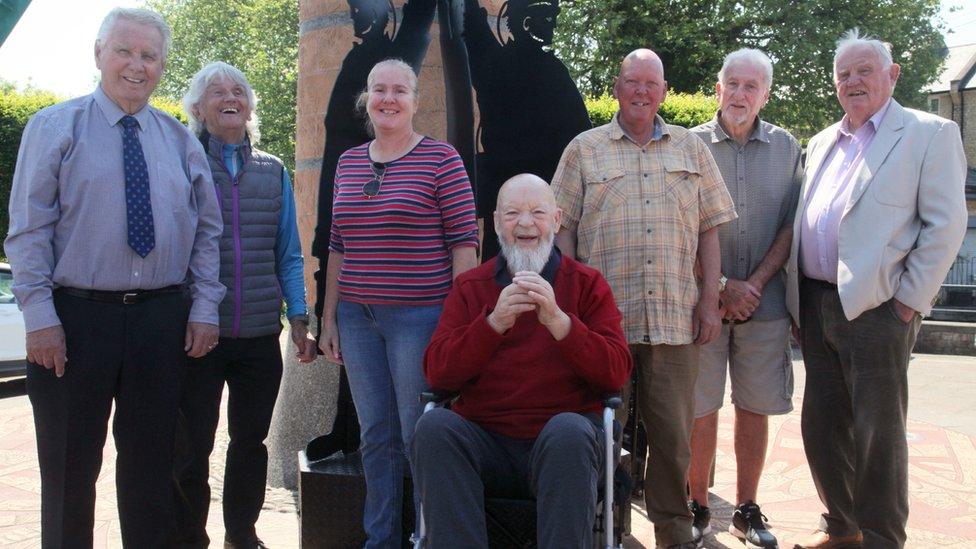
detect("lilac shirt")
[800,100,892,282]
[4,86,225,332]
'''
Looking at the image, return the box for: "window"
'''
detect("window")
[929,97,940,113]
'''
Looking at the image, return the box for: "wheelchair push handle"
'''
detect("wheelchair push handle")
[602,393,623,410]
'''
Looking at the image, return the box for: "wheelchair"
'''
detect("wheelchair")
[410,390,629,549]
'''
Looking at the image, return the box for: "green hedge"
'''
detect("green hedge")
[0,91,61,258]
[585,91,719,129]
[0,92,186,258]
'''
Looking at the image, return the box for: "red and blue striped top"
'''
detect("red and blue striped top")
[329,137,480,305]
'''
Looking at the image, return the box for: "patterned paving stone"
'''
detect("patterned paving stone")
[0,354,973,548]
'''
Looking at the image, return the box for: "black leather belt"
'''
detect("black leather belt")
[722,318,752,325]
[802,277,838,290]
[57,285,185,305]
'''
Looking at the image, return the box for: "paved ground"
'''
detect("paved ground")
[1,352,975,548]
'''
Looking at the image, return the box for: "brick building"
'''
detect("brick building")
[927,44,976,304]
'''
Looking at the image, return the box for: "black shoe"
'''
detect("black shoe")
[729,501,778,549]
[689,499,712,537]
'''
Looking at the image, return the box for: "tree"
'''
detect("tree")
[146,0,299,169]
[553,0,947,138]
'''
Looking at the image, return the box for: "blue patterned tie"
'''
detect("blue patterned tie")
[120,115,155,257]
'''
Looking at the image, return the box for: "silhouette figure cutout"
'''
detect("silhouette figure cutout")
[437,0,477,198]
[462,0,591,260]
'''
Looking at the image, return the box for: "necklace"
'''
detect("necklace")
[369,132,422,163]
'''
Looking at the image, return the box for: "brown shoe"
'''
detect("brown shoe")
[793,530,863,549]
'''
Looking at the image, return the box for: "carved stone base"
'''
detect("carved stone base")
[267,328,339,490]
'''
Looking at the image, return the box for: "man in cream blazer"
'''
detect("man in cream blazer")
[786,30,967,549]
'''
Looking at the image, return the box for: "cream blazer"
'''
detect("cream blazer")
[786,100,967,324]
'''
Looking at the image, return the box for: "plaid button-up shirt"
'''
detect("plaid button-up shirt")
[552,114,736,345]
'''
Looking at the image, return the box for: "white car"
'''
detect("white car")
[0,263,27,386]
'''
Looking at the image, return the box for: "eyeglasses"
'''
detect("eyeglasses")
[362,161,386,198]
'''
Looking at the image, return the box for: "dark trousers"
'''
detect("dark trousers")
[174,334,283,546]
[800,279,921,548]
[412,408,601,549]
[27,290,190,549]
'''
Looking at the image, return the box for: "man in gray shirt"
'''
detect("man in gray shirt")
[687,49,802,549]
[4,8,223,546]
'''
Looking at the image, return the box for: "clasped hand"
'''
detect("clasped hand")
[720,279,762,322]
[487,271,570,339]
[290,319,318,363]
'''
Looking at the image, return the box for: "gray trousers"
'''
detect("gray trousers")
[800,278,921,548]
[411,408,601,549]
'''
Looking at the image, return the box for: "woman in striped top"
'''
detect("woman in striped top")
[319,58,479,547]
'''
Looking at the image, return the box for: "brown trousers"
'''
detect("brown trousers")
[622,343,700,546]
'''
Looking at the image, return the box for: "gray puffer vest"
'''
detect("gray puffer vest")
[204,132,284,338]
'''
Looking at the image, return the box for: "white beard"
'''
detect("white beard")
[498,230,555,275]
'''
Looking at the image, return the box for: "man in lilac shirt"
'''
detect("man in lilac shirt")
[786,29,967,548]
[4,8,223,547]
[799,97,889,283]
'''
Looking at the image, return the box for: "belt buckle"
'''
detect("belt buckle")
[122,292,138,305]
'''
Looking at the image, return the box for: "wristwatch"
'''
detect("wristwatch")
[718,275,728,293]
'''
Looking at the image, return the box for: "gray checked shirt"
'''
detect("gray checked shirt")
[4,86,225,332]
[691,114,802,320]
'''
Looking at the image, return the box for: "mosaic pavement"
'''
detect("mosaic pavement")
[1,355,974,548]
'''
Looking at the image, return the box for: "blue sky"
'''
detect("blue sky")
[945,0,976,46]
[1,0,974,98]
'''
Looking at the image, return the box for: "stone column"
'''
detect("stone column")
[267,0,451,490]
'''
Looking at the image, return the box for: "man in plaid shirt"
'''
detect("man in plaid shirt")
[553,48,736,549]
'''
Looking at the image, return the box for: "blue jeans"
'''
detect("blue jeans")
[337,300,441,548]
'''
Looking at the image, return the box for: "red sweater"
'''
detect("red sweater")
[423,252,633,438]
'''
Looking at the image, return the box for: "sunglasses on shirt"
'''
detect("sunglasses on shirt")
[362,161,387,198]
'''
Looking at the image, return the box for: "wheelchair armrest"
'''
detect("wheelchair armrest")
[600,392,625,452]
[420,389,458,405]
